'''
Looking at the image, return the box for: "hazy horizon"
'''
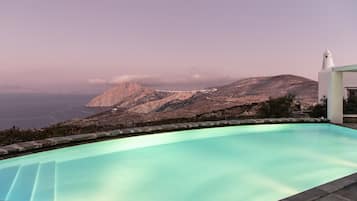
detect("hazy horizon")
[1,0,357,93]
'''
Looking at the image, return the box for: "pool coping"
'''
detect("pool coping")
[280,173,357,201]
[0,118,328,160]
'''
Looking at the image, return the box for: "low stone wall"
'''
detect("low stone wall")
[0,118,328,160]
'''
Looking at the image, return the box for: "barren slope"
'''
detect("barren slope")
[72,74,317,127]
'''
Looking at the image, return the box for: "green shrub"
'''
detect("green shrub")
[309,97,327,118]
[258,94,296,118]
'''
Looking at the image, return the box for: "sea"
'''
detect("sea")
[0,93,104,130]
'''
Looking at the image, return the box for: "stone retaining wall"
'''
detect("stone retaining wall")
[0,118,328,160]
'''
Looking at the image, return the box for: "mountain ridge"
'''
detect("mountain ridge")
[69,74,317,127]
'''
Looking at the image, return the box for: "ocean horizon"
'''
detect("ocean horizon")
[0,93,103,130]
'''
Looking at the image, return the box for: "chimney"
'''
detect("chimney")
[322,49,335,71]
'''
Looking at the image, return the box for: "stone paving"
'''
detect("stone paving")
[343,123,357,130]
[280,173,357,201]
[0,118,328,159]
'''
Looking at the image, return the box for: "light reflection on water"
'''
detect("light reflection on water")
[0,123,357,201]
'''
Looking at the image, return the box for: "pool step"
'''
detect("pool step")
[6,163,40,201]
[32,161,56,201]
[0,165,20,200]
[0,161,57,201]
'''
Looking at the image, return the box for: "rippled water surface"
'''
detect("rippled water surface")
[1,123,357,201]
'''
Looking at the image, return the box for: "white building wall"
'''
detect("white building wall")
[318,49,357,123]
[318,50,357,103]
[318,71,330,102]
[343,72,357,88]
[318,49,335,103]
[327,72,343,124]
[319,72,357,102]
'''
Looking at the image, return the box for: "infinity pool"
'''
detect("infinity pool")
[1,123,357,201]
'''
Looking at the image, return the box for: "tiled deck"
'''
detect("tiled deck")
[280,173,357,201]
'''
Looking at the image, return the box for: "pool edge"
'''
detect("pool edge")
[0,118,329,160]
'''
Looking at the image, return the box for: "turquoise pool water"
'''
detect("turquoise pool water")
[1,123,357,201]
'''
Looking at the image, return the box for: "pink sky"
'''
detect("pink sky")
[0,0,356,93]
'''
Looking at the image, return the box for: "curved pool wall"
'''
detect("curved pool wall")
[0,123,357,201]
[0,118,329,159]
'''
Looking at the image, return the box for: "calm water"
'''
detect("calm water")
[0,93,101,129]
[0,124,357,201]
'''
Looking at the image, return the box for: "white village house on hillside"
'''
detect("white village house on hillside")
[318,49,357,124]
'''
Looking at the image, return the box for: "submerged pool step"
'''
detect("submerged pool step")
[32,161,56,201]
[0,161,57,201]
[0,165,20,200]
[6,163,40,201]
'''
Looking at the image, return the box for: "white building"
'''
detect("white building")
[318,49,357,123]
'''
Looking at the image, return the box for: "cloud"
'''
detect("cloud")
[109,74,154,84]
[88,73,238,90]
[192,74,202,79]
[88,78,107,85]
[88,74,157,85]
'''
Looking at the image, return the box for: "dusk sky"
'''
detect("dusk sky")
[0,0,356,93]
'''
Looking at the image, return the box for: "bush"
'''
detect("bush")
[258,94,296,118]
[309,97,327,118]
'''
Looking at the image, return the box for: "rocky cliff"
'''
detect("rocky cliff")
[72,74,317,127]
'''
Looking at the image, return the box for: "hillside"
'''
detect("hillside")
[87,82,160,107]
[68,74,318,127]
[212,74,317,106]
[86,82,198,113]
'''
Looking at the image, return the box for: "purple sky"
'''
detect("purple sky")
[0,0,356,93]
